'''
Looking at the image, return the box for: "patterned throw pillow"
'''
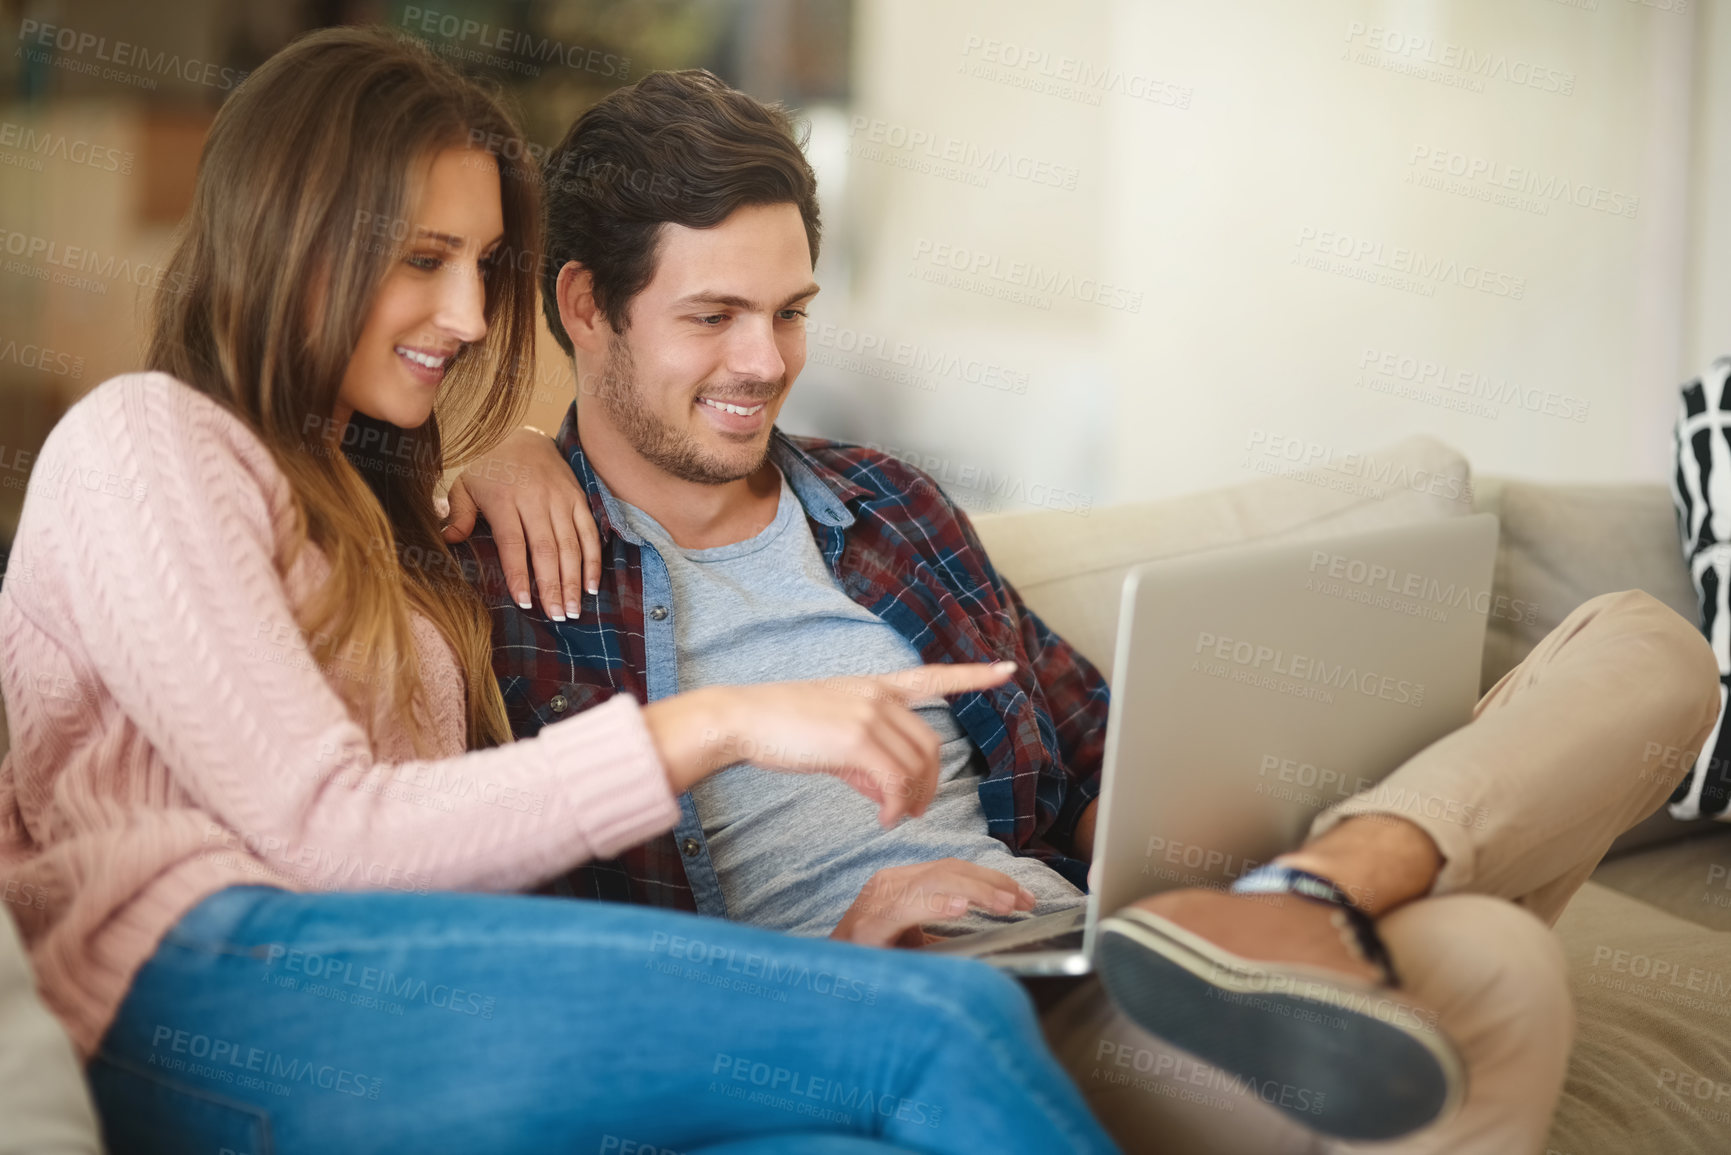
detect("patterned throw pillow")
[1670,357,1731,819]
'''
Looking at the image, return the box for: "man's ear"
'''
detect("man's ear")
[556,261,607,354]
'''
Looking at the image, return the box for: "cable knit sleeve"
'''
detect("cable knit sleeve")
[15,373,678,892]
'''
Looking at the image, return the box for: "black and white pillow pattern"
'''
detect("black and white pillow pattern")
[1671,356,1731,819]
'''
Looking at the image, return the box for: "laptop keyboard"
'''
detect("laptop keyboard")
[921,906,1088,957]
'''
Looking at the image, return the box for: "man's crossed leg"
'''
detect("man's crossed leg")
[1039,589,1721,1154]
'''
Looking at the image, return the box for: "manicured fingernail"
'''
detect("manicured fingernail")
[515,592,532,610]
[548,604,565,622]
[586,581,599,595]
[993,661,1017,673]
[566,600,582,619]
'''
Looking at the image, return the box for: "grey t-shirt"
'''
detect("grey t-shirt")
[616,469,1082,937]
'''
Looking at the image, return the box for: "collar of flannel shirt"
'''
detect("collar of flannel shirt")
[471,402,1108,908]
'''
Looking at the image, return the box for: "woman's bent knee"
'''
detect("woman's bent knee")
[897,954,1038,1038]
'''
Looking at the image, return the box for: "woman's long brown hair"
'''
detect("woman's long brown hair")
[147,26,542,750]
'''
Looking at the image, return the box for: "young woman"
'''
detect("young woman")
[0,27,1117,1155]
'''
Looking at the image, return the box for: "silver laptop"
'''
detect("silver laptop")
[922,513,1500,975]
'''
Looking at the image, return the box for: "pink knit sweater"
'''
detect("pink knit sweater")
[0,373,680,1059]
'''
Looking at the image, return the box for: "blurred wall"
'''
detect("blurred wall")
[1687,0,1731,377]
[812,0,1706,516]
[3,0,1724,540]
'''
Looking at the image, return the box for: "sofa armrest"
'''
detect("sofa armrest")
[0,910,101,1153]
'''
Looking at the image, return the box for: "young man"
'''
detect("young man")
[451,69,1720,1154]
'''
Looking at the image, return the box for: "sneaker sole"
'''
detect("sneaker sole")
[1095,907,1466,1142]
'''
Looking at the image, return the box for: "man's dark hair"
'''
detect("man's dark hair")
[540,69,822,351]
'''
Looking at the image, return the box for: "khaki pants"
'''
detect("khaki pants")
[1038,589,1724,1155]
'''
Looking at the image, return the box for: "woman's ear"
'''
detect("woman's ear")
[556,261,607,354]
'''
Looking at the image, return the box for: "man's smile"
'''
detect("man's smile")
[697,396,766,416]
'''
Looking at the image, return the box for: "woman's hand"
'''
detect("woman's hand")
[831,858,1038,947]
[437,426,600,621]
[641,662,1018,827]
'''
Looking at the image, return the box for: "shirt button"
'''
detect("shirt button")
[650,605,669,621]
[549,694,568,714]
[680,837,701,857]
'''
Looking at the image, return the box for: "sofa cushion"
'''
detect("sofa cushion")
[1549,881,1731,1155]
[1591,829,1731,933]
[1670,359,1731,823]
[1476,480,1717,856]
[971,435,1473,675]
[1480,481,1699,690]
[0,910,101,1153]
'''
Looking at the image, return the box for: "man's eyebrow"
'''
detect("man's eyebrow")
[671,283,822,311]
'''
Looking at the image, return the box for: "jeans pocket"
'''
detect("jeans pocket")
[88,1054,272,1155]
[158,885,287,954]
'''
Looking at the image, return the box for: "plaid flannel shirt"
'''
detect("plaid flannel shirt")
[456,404,1111,916]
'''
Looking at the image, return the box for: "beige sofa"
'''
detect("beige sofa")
[971,437,1731,1155]
[2,434,1727,1152]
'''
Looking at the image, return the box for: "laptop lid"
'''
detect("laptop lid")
[1080,513,1501,959]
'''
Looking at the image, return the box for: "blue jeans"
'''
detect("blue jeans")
[89,886,1118,1155]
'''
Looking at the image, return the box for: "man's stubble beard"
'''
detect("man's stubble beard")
[596,334,777,486]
